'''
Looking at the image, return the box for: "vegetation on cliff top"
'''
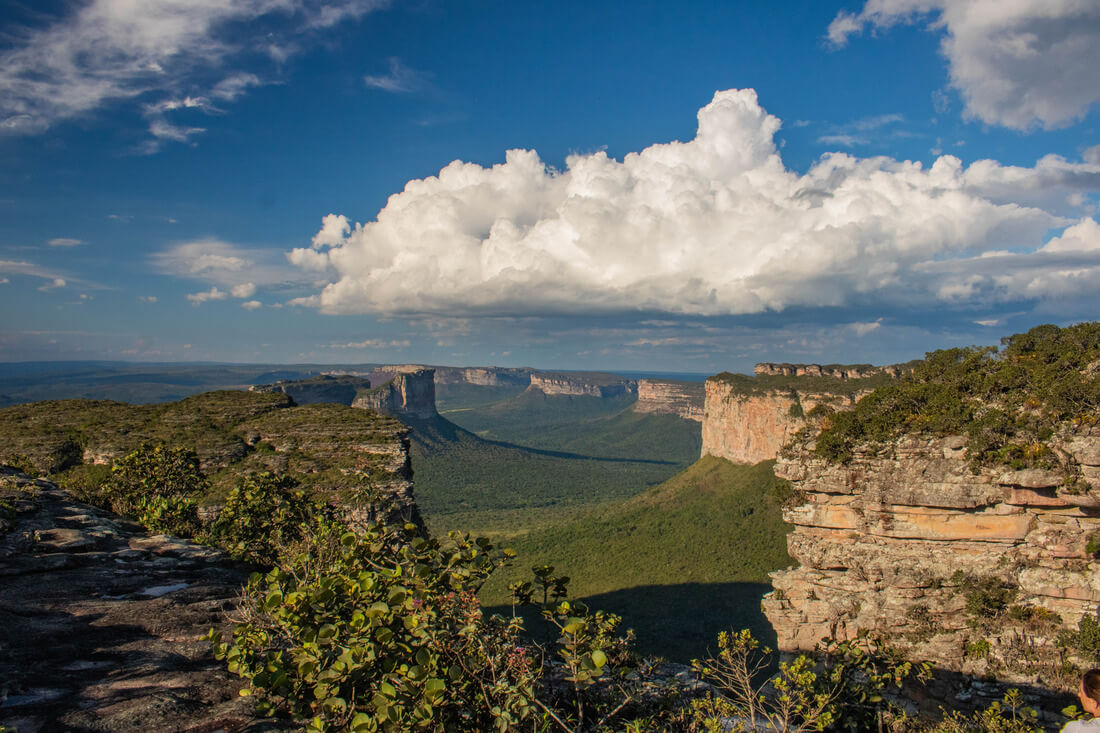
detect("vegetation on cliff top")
[813,323,1100,470]
[709,369,900,398]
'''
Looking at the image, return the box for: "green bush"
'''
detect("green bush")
[211,471,319,565]
[813,323,1100,468]
[101,443,207,537]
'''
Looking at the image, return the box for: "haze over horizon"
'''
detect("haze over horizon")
[2,1,1098,374]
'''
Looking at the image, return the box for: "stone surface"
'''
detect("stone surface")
[634,379,705,422]
[701,381,860,465]
[527,372,637,398]
[763,432,1100,703]
[250,374,372,406]
[0,470,294,732]
[353,369,439,419]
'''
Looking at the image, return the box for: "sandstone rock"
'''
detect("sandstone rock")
[764,433,1100,705]
[634,379,704,422]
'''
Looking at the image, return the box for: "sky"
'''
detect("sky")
[1,0,1098,374]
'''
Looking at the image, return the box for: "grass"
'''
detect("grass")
[476,457,793,661]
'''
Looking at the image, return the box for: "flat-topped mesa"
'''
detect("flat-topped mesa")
[432,366,534,387]
[634,379,704,422]
[353,368,439,419]
[528,372,638,398]
[250,373,371,405]
[753,362,911,379]
[763,428,1100,701]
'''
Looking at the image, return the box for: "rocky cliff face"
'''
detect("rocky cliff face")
[634,379,705,422]
[353,369,438,419]
[763,428,1100,700]
[754,362,909,379]
[528,372,637,398]
[432,366,534,387]
[250,373,371,405]
[701,379,860,464]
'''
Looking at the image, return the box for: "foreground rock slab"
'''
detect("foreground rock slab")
[0,470,294,732]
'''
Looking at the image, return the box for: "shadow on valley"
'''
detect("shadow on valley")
[486,581,776,663]
[403,413,679,466]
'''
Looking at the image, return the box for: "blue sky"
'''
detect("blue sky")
[1,0,1098,373]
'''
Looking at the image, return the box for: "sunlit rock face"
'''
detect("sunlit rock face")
[527,373,637,398]
[763,429,1100,700]
[353,369,439,419]
[701,379,859,464]
[634,379,705,422]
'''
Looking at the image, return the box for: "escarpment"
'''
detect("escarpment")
[353,368,439,419]
[700,368,881,464]
[528,372,638,398]
[635,379,705,422]
[764,430,1100,696]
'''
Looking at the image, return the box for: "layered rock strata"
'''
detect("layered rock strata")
[353,369,438,419]
[701,380,860,464]
[634,379,705,422]
[763,429,1100,697]
[528,372,637,398]
[754,362,909,379]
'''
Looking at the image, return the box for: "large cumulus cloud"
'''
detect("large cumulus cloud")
[289,89,1099,318]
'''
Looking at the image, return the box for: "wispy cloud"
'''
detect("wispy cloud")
[47,237,84,247]
[363,58,429,93]
[817,113,906,147]
[0,0,388,147]
[330,338,411,349]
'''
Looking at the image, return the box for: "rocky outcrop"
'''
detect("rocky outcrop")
[0,470,280,732]
[353,369,438,419]
[754,362,910,379]
[634,379,705,422]
[763,428,1100,702]
[251,373,371,405]
[701,379,860,464]
[528,372,637,398]
[431,366,534,387]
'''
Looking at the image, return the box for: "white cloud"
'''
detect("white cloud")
[363,58,428,93]
[38,277,66,292]
[231,282,257,298]
[289,89,1096,319]
[153,239,303,289]
[851,319,883,336]
[48,237,84,247]
[241,299,263,310]
[0,277,8,284]
[331,338,411,349]
[186,286,227,304]
[827,1,1100,130]
[0,0,387,142]
[138,295,158,303]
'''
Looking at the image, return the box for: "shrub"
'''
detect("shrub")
[211,472,319,565]
[690,628,930,733]
[101,443,207,537]
[209,516,539,732]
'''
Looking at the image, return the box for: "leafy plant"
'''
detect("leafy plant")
[211,471,320,565]
[690,628,930,733]
[101,443,207,537]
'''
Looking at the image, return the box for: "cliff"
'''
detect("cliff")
[353,368,438,419]
[763,428,1100,704]
[634,379,705,422]
[432,366,534,387]
[754,361,913,379]
[528,372,638,398]
[250,373,371,405]
[701,376,865,464]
